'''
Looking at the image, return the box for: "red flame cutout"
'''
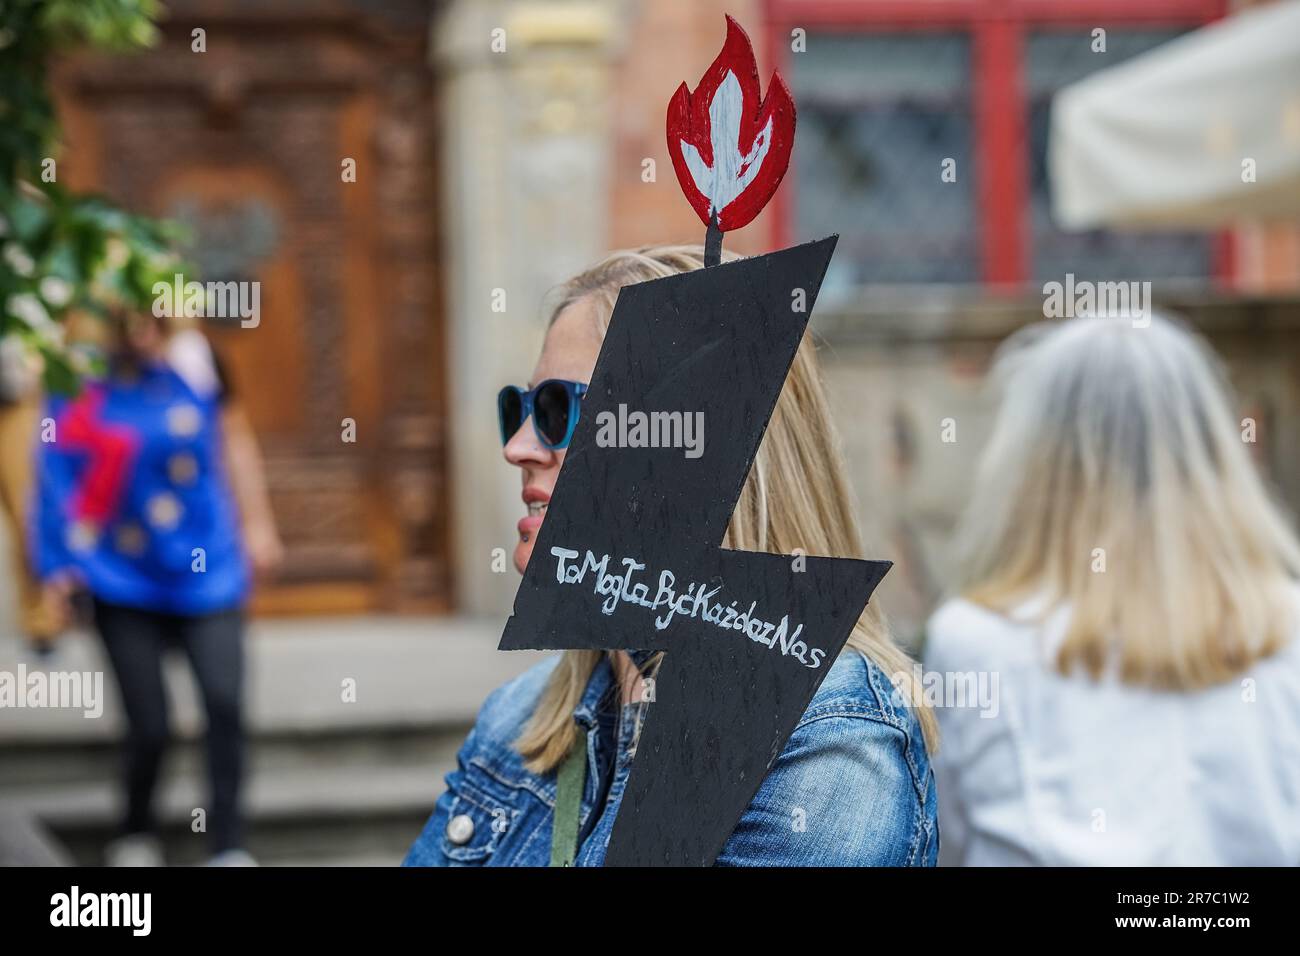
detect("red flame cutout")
[666,15,796,233]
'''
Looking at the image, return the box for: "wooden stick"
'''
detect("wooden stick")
[704,209,722,268]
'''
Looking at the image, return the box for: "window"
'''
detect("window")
[769,0,1226,289]
[1025,29,1213,281]
[792,33,977,293]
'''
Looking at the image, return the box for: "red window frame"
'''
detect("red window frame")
[762,0,1230,288]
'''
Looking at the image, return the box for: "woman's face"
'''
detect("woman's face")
[504,298,604,574]
[118,311,167,358]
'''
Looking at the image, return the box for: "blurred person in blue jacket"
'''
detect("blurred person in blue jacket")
[32,305,282,866]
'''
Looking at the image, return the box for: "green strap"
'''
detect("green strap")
[549,729,587,867]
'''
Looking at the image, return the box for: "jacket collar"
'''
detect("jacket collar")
[572,650,657,729]
[573,654,614,729]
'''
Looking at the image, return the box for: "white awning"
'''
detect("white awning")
[1049,1,1300,230]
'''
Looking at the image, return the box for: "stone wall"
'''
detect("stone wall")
[815,293,1300,644]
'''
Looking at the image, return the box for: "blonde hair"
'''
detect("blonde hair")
[515,245,938,773]
[955,312,1300,689]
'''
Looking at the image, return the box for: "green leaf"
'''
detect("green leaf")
[4,189,49,240]
[39,341,79,397]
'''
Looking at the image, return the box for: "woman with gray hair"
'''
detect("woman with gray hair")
[926,312,1300,865]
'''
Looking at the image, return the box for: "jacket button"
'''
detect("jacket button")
[446,814,475,845]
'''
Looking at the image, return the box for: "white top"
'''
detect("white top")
[925,591,1300,866]
[165,328,222,402]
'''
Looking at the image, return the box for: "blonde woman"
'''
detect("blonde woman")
[926,312,1300,866]
[404,247,938,866]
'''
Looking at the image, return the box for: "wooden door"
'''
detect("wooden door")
[53,0,452,613]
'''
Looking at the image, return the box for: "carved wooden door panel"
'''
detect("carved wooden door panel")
[53,2,451,612]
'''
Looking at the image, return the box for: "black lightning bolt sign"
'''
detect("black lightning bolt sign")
[498,236,891,866]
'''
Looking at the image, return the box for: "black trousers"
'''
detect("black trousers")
[92,599,247,854]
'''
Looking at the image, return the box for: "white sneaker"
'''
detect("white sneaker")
[104,833,165,867]
[205,849,258,867]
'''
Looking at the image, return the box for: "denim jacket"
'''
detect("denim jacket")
[403,648,938,866]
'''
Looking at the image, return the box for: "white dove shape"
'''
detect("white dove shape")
[680,70,773,226]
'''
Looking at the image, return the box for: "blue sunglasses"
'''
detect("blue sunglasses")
[498,379,588,450]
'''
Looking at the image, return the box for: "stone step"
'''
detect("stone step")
[0,720,470,788]
[7,757,454,867]
[0,616,545,748]
[0,615,551,866]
